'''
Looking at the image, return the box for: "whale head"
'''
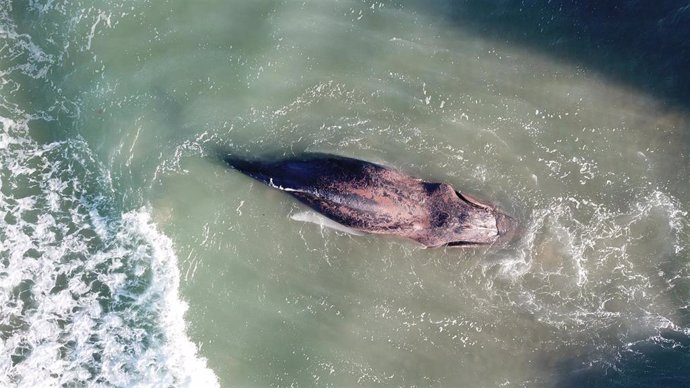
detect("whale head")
[431,189,517,248]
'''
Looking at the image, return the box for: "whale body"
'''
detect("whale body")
[223,153,516,248]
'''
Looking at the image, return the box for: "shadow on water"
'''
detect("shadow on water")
[551,333,690,388]
[419,0,690,110]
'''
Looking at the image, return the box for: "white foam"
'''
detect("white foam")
[480,185,689,343]
[1,6,218,383]
[0,117,218,386]
[124,209,220,388]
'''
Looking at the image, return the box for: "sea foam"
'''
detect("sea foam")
[0,116,219,387]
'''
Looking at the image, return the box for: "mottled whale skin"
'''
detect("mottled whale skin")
[223,153,516,248]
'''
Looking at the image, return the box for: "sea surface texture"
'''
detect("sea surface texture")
[1,1,689,386]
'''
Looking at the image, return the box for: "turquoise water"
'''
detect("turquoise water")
[1,0,689,386]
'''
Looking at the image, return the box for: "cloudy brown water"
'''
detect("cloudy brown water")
[1,0,689,386]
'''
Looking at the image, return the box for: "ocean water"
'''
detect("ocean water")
[1,0,689,387]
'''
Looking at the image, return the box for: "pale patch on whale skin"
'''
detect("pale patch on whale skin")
[290,210,366,236]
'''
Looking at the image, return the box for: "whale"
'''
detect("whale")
[222,153,516,248]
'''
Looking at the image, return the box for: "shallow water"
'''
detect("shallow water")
[1,0,689,386]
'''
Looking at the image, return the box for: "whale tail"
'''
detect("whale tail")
[222,155,274,184]
[220,152,329,190]
[220,151,378,193]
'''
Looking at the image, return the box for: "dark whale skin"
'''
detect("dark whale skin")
[223,153,516,248]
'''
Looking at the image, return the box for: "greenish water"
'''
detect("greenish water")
[1,0,689,386]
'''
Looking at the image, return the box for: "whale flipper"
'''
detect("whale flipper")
[290,210,366,236]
